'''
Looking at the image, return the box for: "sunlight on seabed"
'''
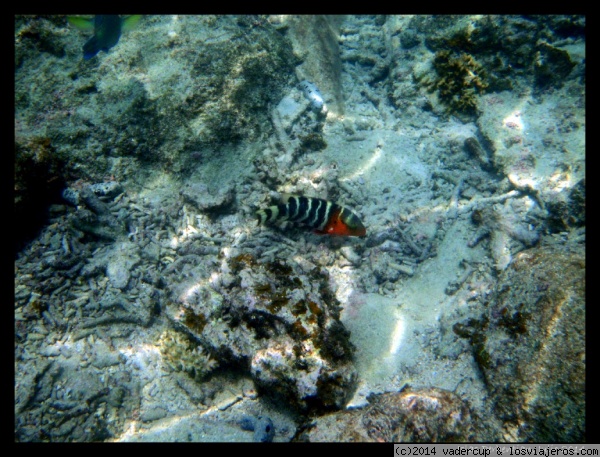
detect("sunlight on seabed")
[339,143,383,182]
[113,403,218,442]
[388,313,406,355]
[502,109,526,131]
[119,342,161,363]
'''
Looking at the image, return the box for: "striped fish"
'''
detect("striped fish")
[256,195,366,237]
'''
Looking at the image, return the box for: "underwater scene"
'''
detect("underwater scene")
[14,15,585,442]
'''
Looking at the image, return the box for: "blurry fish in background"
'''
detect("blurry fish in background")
[299,80,327,114]
[68,15,141,60]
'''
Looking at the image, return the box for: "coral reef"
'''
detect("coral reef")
[414,15,583,118]
[423,15,581,91]
[14,15,585,442]
[14,15,297,248]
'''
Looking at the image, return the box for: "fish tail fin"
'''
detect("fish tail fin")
[122,15,142,31]
[68,16,94,31]
[83,36,100,60]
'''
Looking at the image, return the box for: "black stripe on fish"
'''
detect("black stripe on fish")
[296,196,310,223]
[257,196,326,228]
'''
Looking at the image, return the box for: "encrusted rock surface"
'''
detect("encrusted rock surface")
[455,242,585,442]
[300,387,476,442]
[165,252,357,412]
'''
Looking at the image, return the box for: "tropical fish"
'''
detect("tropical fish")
[299,80,327,113]
[68,15,141,60]
[256,195,366,237]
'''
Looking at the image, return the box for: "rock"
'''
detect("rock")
[180,182,234,213]
[339,246,361,265]
[286,16,345,115]
[141,406,168,423]
[106,258,132,290]
[165,253,357,413]
[462,244,585,442]
[534,42,576,90]
[106,243,140,290]
[91,340,123,368]
[88,181,123,199]
[546,178,585,232]
[62,187,81,206]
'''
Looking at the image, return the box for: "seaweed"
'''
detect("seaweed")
[183,308,207,334]
[428,50,489,116]
[453,317,491,370]
[230,253,257,273]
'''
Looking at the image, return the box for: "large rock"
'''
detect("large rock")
[457,243,585,442]
[166,252,357,413]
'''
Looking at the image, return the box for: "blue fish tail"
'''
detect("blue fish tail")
[83,36,100,60]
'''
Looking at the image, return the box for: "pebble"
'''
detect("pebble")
[340,246,361,265]
[40,345,61,357]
